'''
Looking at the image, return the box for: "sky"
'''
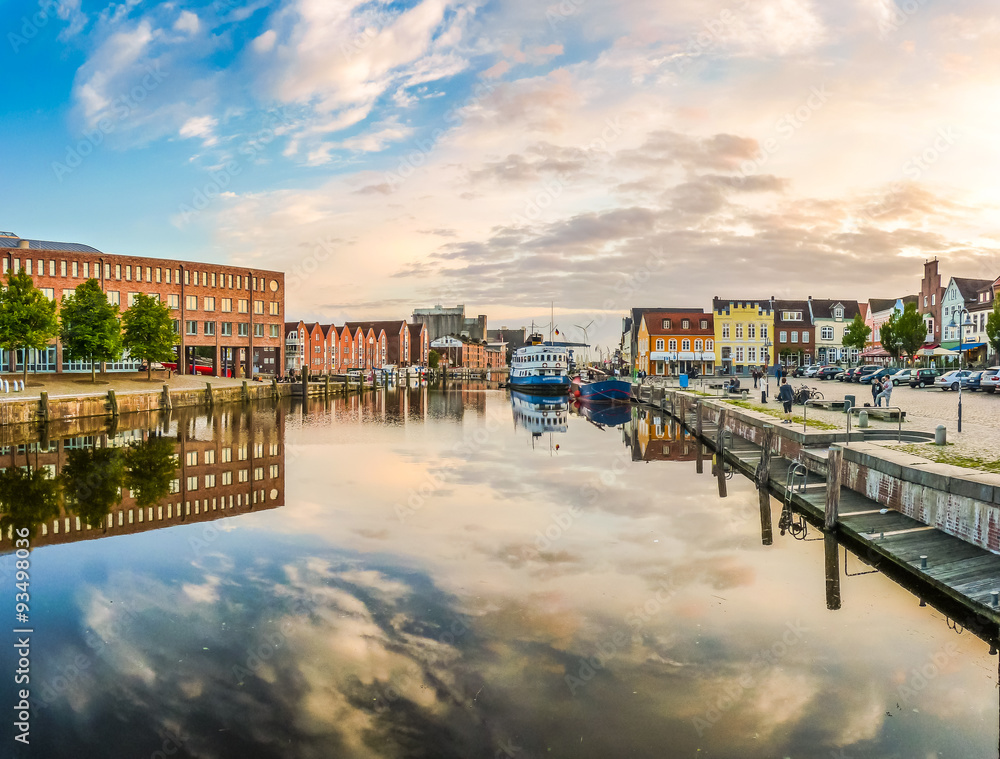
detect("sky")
[3,0,1000,350]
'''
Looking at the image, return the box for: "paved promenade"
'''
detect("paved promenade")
[0,372,252,401]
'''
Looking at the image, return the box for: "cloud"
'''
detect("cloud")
[173,10,200,35]
[179,115,219,147]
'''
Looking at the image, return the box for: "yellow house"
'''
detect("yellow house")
[712,298,775,376]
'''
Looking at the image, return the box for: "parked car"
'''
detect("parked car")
[791,365,810,378]
[816,366,842,380]
[888,369,913,386]
[837,367,860,382]
[852,365,881,383]
[934,370,975,391]
[860,367,895,384]
[908,368,940,388]
[802,365,821,378]
[980,366,1000,393]
[967,371,984,391]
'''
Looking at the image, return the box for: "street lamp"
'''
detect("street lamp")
[763,339,773,386]
[954,307,973,433]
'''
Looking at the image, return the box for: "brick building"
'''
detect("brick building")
[773,299,815,367]
[285,319,429,375]
[920,258,946,347]
[431,336,505,369]
[0,233,284,377]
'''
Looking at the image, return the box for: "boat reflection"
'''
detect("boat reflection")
[510,391,568,438]
[572,399,633,428]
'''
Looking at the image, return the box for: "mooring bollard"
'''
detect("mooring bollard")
[858,410,869,428]
[920,555,928,570]
[935,425,947,446]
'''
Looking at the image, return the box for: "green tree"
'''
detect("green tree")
[59,279,123,383]
[124,434,177,508]
[0,465,60,543]
[0,270,59,385]
[841,313,872,364]
[987,296,1000,364]
[122,293,179,380]
[62,446,125,528]
[428,349,440,369]
[879,311,903,366]
[894,302,928,366]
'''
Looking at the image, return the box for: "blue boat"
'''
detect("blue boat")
[510,338,572,394]
[576,379,633,402]
[579,402,632,427]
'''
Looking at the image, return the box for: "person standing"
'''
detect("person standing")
[870,372,880,406]
[778,377,794,423]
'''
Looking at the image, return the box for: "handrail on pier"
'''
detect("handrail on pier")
[846,405,903,445]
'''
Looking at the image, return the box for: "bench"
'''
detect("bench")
[725,388,750,398]
[859,407,906,421]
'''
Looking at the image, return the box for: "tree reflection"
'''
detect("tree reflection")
[0,465,60,542]
[62,446,125,528]
[124,434,178,508]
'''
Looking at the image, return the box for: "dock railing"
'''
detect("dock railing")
[846,405,903,445]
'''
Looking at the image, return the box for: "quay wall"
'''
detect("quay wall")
[655,387,1000,555]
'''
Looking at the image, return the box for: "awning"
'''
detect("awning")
[861,348,890,357]
[921,346,958,356]
[649,351,675,360]
[699,352,716,361]
[957,342,986,351]
[677,352,696,360]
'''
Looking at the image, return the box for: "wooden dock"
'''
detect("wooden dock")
[653,397,1000,644]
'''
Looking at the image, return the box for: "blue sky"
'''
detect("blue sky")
[3,0,1000,349]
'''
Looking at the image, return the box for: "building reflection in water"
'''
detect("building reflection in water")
[0,404,287,553]
[624,406,710,462]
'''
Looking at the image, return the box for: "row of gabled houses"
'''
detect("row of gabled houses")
[285,320,430,375]
[625,259,1000,377]
[284,319,507,375]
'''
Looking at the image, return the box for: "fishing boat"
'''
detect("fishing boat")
[509,334,572,394]
[571,369,632,402]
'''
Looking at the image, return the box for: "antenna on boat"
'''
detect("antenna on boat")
[550,302,554,343]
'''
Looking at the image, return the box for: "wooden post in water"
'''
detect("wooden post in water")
[696,400,703,438]
[205,382,214,408]
[39,391,49,423]
[325,375,331,398]
[106,389,119,418]
[161,384,172,411]
[757,424,775,542]
[696,442,704,475]
[825,445,843,532]
[824,532,842,610]
[715,408,728,498]
[301,369,308,398]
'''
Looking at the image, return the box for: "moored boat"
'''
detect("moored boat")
[510,335,572,394]
[571,369,632,402]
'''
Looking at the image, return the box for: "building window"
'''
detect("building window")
[655,338,664,351]
[722,324,730,339]
[791,331,798,343]
[201,272,208,286]
[779,330,787,342]
[72,261,78,278]
[681,339,690,351]
[172,320,180,334]
[186,321,198,336]
[186,476,198,491]
[735,323,743,338]
[203,297,215,311]
[205,474,216,489]
[923,296,928,307]
[932,294,936,305]
[694,339,703,351]
[269,302,280,316]
[238,299,249,313]
[115,264,121,279]
[204,321,215,336]
[748,323,756,339]
[735,346,744,362]
[668,339,677,351]
[700,319,708,329]
[706,339,713,351]
[221,298,232,312]
[211,272,217,287]
[125,265,131,281]
[254,324,264,338]
[221,471,232,486]
[184,270,190,285]
[269,324,279,338]
[681,319,690,329]
[41,288,54,300]
[802,332,809,343]
[748,346,757,363]
[821,326,833,340]
[84,262,91,278]
[221,322,233,336]
[185,451,198,466]
[236,275,242,290]
[662,319,671,329]
[168,294,180,309]
[61,261,67,277]
[128,292,139,307]
[238,323,248,337]
[186,295,198,310]
[107,291,120,306]
[254,301,263,314]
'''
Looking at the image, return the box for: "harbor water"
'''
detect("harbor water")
[2,384,999,758]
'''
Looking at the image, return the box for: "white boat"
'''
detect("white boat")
[510,334,572,394]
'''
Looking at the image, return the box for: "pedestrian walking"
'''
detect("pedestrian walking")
[876,375,892,407]
[778,377,794,423]
[870,373,880,405]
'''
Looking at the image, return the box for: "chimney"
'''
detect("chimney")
[17,239,28,249]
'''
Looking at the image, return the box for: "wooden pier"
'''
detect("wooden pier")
[651,392,1000,644]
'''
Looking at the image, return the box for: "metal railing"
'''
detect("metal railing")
[846,405,903,445]
[801,399,829,432]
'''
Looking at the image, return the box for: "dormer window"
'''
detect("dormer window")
[662,319,671,329]
[681,319,690,329]
[834,307,843,318]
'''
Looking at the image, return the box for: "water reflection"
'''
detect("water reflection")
[510,391,568,436]
[7,386,1000,759]
[0,405,285,553]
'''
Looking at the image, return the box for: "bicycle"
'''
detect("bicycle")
[793,385,823,404]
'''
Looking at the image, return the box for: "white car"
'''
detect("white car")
[802,365,821,377]
[888,369,913,386]
[934,370,974,391]
[980,366,1000,393]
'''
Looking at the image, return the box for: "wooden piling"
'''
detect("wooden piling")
[325,375,330,397]
[757,424,775,506]
[39,391,49,423]
[824,444,843,532]
[715,408,728,498]
[106,389,119,417]
[242,380,249,403]
[161,384,172,411]
[271,378,279,398]
[695,400,703,438]
[824,532,842,610]
[205,382,214,408]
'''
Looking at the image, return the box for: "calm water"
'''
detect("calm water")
[2,385,999,758]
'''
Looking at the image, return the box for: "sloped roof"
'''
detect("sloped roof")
[809,299,861,320]
[953,277,993,302]
[0,237,101,253]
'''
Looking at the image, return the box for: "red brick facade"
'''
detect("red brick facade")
[285,320,430,375]
[0,244,284,377]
